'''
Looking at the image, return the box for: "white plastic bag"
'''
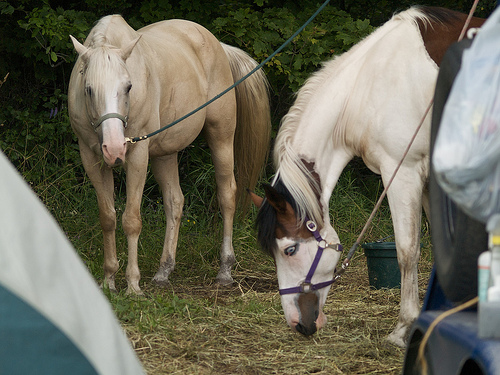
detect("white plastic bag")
[433,7,500,225]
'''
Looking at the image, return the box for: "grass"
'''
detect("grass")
[26,152,433,375]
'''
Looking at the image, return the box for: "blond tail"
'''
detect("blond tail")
[221,43,271,213]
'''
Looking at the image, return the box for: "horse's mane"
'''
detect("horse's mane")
[258,6,454,254]
[256,178,297,255]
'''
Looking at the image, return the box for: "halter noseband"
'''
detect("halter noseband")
[278,219,344,295]
[91,112,129,132]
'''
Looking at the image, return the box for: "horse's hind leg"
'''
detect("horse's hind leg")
[204,123,237,285]
[151,154,184,285]
[79,141,119,292]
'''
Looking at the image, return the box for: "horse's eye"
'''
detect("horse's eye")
[85,86,92,97]
[284,245,297,256]
[125,83,132,93]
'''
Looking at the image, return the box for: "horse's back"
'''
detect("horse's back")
[137,19,234,105]
[137,19,228,67]
[138,19,210,40]
[279,7,481,181]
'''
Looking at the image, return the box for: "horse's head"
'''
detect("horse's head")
[70,35,140,167]
[250,182,343,336]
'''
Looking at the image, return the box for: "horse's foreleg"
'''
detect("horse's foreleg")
[79,142,118,291]
[99,183,119,293]
[383,167,424,347]
[122,143,149,295]
[151,154,184,286]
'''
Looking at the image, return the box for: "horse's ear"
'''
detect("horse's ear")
[262,184,296,220]
[247,189,264,208]
[120,36,141,61]
[70,35,88,57]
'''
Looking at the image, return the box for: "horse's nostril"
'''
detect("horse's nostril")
[295,322,317,336]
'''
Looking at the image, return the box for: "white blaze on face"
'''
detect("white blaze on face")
[274,236,342,333]
[101,119,127,166]
[100,81,128,167]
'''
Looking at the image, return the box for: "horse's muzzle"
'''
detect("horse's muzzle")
[295,322,317,336]
[101,141,127,168]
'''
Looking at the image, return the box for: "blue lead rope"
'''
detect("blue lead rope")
[126,0,332,143]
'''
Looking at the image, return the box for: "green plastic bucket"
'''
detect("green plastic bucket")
[362,241,400,289]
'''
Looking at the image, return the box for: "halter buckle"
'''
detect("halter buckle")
[327,243,343,252]
[300,282,313,293]
[306,220,317,232]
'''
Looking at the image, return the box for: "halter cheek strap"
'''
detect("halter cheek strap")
[91,112,128,132]
[278,219,343,295]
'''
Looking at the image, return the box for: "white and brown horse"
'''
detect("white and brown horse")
[250,7,484,347]
[68,16,271,294]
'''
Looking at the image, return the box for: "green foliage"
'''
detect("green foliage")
[1,0,493,233]
[212,4,373,118]
[0,0,94,195]
[17,5,87,66]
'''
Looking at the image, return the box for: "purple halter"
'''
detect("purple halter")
[278,219,343,295]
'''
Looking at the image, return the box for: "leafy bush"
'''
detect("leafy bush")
[0,0,376,210]
[0,1,92,197]
[212,4,373,119]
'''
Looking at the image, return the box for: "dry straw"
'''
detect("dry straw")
[117,255,433,374]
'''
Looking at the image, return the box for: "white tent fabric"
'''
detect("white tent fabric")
[0,151,144,374]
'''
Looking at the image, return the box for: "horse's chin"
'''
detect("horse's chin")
[103,156,125,168]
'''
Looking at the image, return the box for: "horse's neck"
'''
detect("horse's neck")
[285,79,355,175]
[275,102,354,227]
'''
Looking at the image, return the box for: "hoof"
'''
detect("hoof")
[153,261,173,287]
[125,284,144,296]
[387,328,408,348]
[152,273,171,287]
[101,279,117,294]
[387,318,414,348]
[215,272,234,286]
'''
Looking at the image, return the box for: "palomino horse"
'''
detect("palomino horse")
[68,16,270,294]
[250,6,484,347]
